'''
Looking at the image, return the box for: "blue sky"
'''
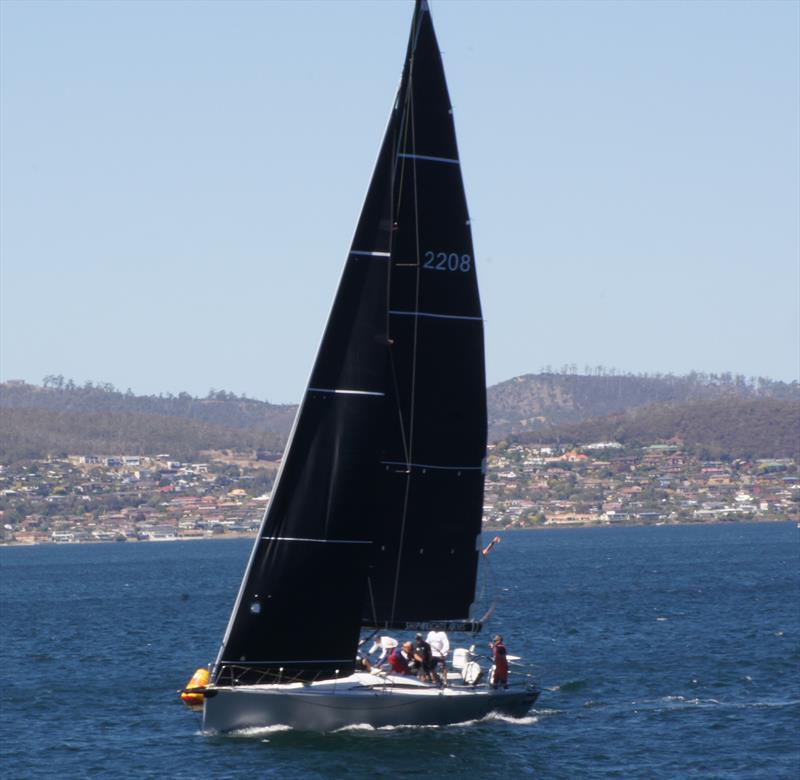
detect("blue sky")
[1,0,798,403]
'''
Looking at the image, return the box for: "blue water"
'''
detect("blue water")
[1,523,798,779]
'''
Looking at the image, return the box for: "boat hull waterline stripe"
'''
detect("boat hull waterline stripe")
[381,460,482,471]
[307,388,385,397]
[260,536,372,544]
[397,152,459,165]
[389,310,483,322]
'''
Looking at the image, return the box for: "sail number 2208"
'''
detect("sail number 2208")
[423,251,471,272]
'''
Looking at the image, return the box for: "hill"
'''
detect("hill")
[0,407,285,464]
[514,397,800,460]
[0,380,296,433]
[2,371,797,463]
[487,371,798,439]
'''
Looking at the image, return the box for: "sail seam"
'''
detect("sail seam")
[389,310,483,321]
[397,152,459,165]
[350,250,391,258]
[307,388,385,397]
[260,536,372,544]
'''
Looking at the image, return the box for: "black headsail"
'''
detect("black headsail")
[212,0,485,685]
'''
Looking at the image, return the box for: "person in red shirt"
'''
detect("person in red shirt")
[490,634,509,689]
[388,641,414,674]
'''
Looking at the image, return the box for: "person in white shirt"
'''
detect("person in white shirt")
[368,636,397,668]
[426,630,450,679]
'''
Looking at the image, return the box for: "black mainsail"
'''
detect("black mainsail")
[213,0,486,685]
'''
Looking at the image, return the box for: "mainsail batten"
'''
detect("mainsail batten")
[213,0,485,685]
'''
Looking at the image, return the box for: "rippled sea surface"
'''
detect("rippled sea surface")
[1,522,798,779]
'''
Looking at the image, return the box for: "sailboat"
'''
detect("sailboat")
[190,0,539,733]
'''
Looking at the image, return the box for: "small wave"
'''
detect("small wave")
[663,696,720,706]
[375,711,540,730]
[656,617,668,622]
[656,696,799,712]
[627,695,725,712]
[332,723,380,732]
[483,712,539,725]
[552,679,588,693]
[745,698,800,710]
[620,695,726,713]
[226,724,294,738]
[374,722,442,731]
[531,707,561,716]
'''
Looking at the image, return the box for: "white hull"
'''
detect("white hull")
[201,672,538,733]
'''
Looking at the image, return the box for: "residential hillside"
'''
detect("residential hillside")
[516,398,800,461]
[487,371,798,439]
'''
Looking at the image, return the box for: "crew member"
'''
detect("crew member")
[490,634,509,689]
[426,629,450,680]
[388,641,414,674]
[413,633,437,683]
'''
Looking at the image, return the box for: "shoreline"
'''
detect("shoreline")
[1,517,795,548]
[0,531,256,548]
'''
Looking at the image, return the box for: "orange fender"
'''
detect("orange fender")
[180,667,209,710]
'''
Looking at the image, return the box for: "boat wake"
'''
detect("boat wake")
[632,695,800,713]
[481,712,539,726]
[330,713,541,732]
[224,724,294,739]
[550,679,589,693]
[216,709,543,738]
[330,710,541,732]
[656,695,722,708]
[334,722,441,732]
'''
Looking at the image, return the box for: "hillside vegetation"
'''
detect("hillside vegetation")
[0,408,285,464]
[1,371,797,463]
[516,398,800,460]
[488,371,798,439]
[0,379,296,434]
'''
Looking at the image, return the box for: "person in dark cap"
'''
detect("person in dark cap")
[490,634,509,689]
[413,633,437,683]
